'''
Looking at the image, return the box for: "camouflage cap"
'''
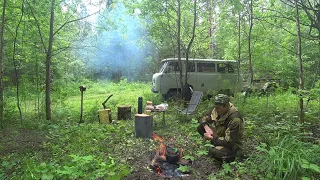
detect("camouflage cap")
[214,94,229,105]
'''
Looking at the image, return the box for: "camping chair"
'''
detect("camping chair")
[177,91,203,115]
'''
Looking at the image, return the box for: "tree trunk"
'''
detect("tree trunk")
[184,0,197,85]
[248,0,254,85]
[177,0,183,97]
[46,0,55,120]
[294,0,304,123]
[12,0,25,123]
[118,105,131,120]
[0,0,7,124]
[236,12,241,97]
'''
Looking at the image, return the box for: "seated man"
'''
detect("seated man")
[197,94,244,162]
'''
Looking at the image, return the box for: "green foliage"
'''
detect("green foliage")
[177,165,191,173]
[251,136,319,180]
[183,155,195,161]
[2,81,320,179]
[214,0,320,87]
[300,159,320,173]
[26,155,129,179]
[196,150,208,156]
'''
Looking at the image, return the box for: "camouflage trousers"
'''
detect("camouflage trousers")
[197,124,237,162]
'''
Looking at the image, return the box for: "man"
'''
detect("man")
[197,94,244,162]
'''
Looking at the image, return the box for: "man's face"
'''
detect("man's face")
[215,104,229,115]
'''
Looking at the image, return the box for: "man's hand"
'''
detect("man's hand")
[204,132,213,140]
[204,125,214,135]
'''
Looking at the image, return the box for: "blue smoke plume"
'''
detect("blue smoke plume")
[80,2,151,81]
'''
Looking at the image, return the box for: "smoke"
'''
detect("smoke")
[77,2,152,81]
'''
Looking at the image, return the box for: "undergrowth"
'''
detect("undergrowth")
[1,81,319,179]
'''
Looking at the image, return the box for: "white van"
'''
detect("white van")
[151,58,242,98]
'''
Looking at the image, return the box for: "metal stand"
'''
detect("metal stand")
[78,86,86,123]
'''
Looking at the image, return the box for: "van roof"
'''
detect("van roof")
[161,58,237,63]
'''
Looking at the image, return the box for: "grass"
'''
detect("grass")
[1,80,319,179]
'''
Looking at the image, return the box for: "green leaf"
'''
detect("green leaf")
[183,155,195,161]
[57,166,76,175]
[204,144,214,148]
[222,163,232,173]
[1,161,9,167]
[301,163,310,169]
[268,148,276,156]
[208,175,217,180]
[309,164,320,173]
[82,155,94,161]
[177,165,190,173]
[301,177,311,180]
[301,159,309,164]
[196,150,208,156]
[41,174,54,180]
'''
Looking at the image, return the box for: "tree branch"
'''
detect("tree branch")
[26,0,47,53]
[51,46,71,57]
[53,10,100,36]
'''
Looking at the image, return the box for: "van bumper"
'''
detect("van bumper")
[151,88,158,93]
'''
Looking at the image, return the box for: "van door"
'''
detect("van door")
[161,61,181,94]
[216,62,238,93]
[196,62,217,92]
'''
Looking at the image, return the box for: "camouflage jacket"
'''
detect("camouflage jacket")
[202,103,245,151]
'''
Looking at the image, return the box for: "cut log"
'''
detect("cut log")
[98,109,111,123]
[135,114,153,138]
[118,105,131,120]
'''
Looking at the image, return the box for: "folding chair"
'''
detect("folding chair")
[177,91,203,115]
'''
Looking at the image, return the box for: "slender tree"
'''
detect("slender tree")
[248,0,254,85]
[236,12,241,96]
[12,0,25,123]
[184,0,197,85]
[0,0,7,124]
[45,0,55,120]
[177,0,183,97]
[294,0,305,122]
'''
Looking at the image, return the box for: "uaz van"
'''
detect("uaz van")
[151,58,242,98]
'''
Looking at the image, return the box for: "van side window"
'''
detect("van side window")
[217,63,235,73]
[166,62,180,73]
[227,64,234,73]
[197,63,215,73]
[188,62,195,72]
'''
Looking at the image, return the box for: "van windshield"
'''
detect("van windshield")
[159,62,168,73]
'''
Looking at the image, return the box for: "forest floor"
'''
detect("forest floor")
[1,81,319,179]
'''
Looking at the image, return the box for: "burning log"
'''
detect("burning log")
[118,105,131,120]
[150,133,191,177]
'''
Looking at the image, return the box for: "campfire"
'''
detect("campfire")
[149,133,191,177]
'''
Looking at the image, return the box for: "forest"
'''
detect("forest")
[0,0,319,179]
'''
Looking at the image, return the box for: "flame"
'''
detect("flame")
[179,148,184,158]
[159,142,166,156]
[152,133,164,142]
[151,133,183,175]
[153,133,166,159]
[156,166,162,174]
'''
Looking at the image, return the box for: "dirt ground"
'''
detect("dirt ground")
[123,151,221,180]
[0,128,46,156]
